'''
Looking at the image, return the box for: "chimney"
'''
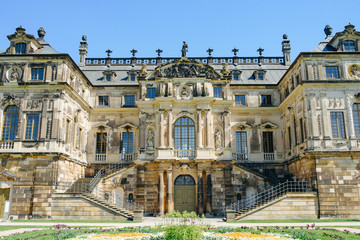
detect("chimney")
[282,34,291,66]
[79,35,88,67]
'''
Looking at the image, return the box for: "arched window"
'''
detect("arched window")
[353,103,360,138]
[174,117,195,157]
[2,106,19,141]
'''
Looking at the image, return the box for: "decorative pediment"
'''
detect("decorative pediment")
[92,123,111,131]
[118,123,137,131]
[232,122,252,130]
[147,58,221,80]
[257,121,279,129]
[0,172,15,181]
[327,23,360,51]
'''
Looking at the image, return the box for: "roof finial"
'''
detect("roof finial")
[105,49,112,58]
[156,48,162,57]
[37,27,46,39]
[324,25,332,37]
[206,47,213,57]
[257,47,264,56]
[232,47,239,56]
[130,48,137,57]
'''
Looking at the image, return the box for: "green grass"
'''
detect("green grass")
[233,218,360,223]
[0,226,45,231]
[11,219,137,223]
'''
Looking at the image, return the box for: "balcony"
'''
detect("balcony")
[95,154,107,161]
[120,153,137,163]
[232,153,248,161]
[264,153,275,160]
[0,141,14,149]
[174,149,196,159]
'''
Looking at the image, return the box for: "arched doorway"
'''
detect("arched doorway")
[174,175,196,212]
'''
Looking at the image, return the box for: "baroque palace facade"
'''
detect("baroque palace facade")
[0,24,359,220]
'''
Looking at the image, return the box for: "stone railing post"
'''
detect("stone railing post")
[226,209,236,222]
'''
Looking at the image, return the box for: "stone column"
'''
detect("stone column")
[346,95,356,138]
[223,112,230,148]
[197,110,203,148]
[168,110,173,148]
[197,172,204,214]
[160,111,166,148]
[167,172,173,212]
[206,110,212,148]
[159,172,164,215]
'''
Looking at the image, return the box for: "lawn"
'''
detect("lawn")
[11,219,136,223]
[235,218,360,223]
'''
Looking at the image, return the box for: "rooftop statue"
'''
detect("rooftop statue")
[181,41,188,58]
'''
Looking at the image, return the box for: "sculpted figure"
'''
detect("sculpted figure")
[215,129,222,149]
[351,65,360,79]
[181,41,188,58]
[147,129,155,148]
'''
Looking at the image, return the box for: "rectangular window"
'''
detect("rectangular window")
[122,132,133,154]
[299,118,305,143]
[263,132,274,153]
[15,43,26,54]
[96,132,107,153]
[258,73,264,80]
[233,74,239,80]
[325,66,339,78]
[331,112,346,138]
[213,87,222,98]
[261,95,272,106]
[124,95,135,106]
[147,88,156,99]
[344,40,355,52]
[106,75,111,81]
[98,96,109,106]
[236,131,247,154]
[130,74,136,81]
[25,114,40,140]
[288,127,292,149]
[293,118,298,146]
[235,95,246,105]
[31,68,44,80]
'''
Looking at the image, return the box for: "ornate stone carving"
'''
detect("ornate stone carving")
[349,64,360,79]
[25,100,42,110]
[317,114,322,136]
[46,116,52,139]
[6,65,23,82]
[140,63,147,75]
[151,59,220,79]
[221,63,230,75]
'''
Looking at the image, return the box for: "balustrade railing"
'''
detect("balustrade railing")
[264,153,275,160]
[0,141,14,149]
[85,56,285,66]
[226,181,313,215]
[174,149,196,158]
[95,154,107,161]
[233,153,248,161]
[120,153,137,163]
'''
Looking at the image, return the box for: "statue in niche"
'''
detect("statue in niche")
[147,129,155,148]
[215,129,222,150]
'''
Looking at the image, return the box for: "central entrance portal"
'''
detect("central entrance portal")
[174,175,196,212]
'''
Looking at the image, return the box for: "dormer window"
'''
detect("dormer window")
[15,43,26,54]
[130,74,136,81]
[253,70,266,80]
[102,66,116,82]
[106,74,111,81]
[232,70,241,81]
[344,40,356,52]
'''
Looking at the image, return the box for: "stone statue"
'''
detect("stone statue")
[215,129,222,149]
[221,63,230,75]
[147,129,155,148]
[181,41,188,58]
[140,63,147,75]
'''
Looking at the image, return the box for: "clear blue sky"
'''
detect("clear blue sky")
[0,0,358,62]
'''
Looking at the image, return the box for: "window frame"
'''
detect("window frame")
[146,87,156,99]
[325,66,339,79]
[122,132,134,154]
[15,43,27,54]
[2,105,19,141]
[344,40,356,52]
[353,103,360,138]
[330,112,346,139]
[236,131,247,154]
[213,87,222,98]
[124,95,135,107]
[174,117,195,150]
[260,94,272,106]
[98,96,109,106]
[31,67,45,80]
[24,113,40,140]
[96,132,107,154]
[262,131,274,153]
[235,95,246,105]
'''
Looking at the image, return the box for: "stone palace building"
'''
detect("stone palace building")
[0,23,359,220]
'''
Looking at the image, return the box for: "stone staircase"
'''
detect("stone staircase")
[226,181,315,221]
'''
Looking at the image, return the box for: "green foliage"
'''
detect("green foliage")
[291,230,317,240]
[216,226,232,233]
[164,224,203,240]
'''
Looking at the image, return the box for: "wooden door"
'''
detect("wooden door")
[174,185,196,212]
[0,189,10,218]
